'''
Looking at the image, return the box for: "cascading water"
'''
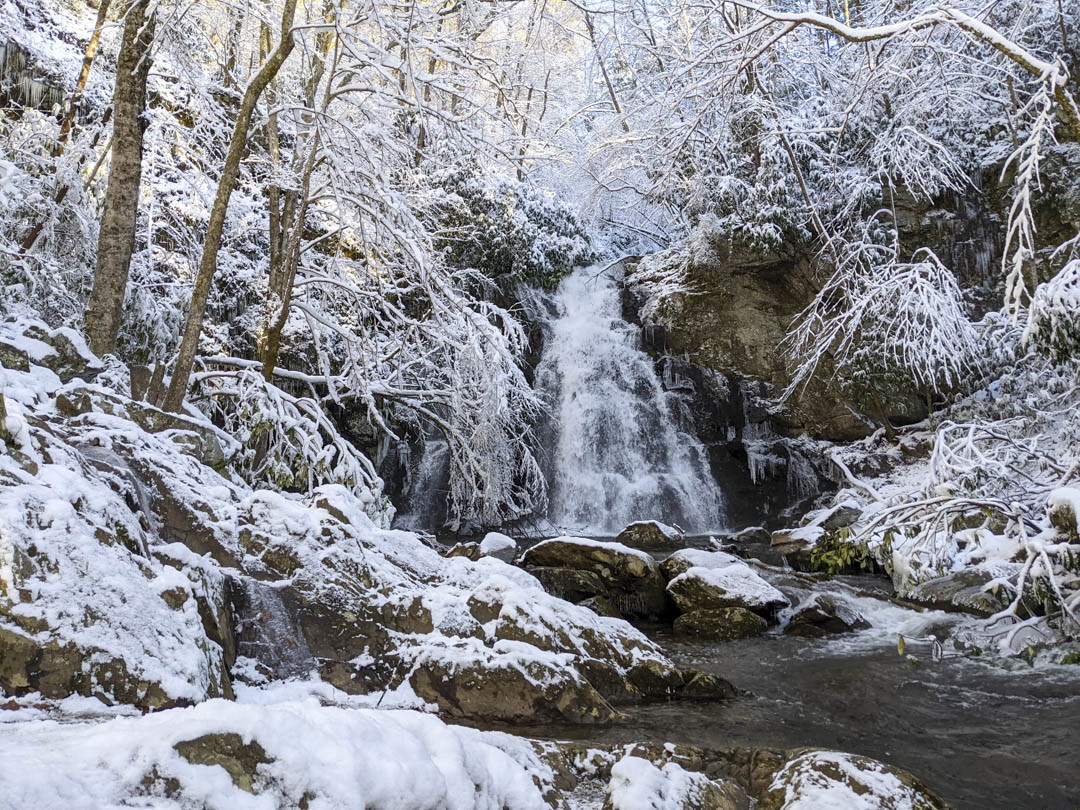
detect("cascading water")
[534,264,725,535]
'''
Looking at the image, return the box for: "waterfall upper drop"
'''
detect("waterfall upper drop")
[535,264,725,535]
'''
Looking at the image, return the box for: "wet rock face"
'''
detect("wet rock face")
[782,595,870,638]
[522,538,670,620]
[674,608,768,641]
[629,229,927,442]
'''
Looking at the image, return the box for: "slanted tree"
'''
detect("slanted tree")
[161,0,298,412]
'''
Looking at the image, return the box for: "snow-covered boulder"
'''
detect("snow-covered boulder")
[0,700,559,809]
[615,520,686,550]
[666,562,788,617]
[523,537,669,619]
[479,531,518,562]
[760,750,947,810]
[0,317,101,383]
[734,526,771,544]
[605,755,745,810]
[660,548,743,581]
[0,417,232,709]
[1048,486,1080,540]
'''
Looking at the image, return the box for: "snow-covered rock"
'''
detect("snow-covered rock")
[1,353,717,722]
[479,531,518,562]
[0,700,557,810]
[615,520,686,551]
[762,750,946,810]
[605,755,744,810]
[660,548,743,581]
[1047,486,1080,540]
[667,562,789,617]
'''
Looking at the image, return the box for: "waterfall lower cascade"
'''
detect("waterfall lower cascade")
[535,264,725,535]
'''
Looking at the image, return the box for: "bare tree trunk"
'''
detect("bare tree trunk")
[58,0,115,150]
[259,21,334,380]
[259,133,319,380]
[583,12,630,134]
[0,392,9,444]
[83,0,155,357]
[161,0,298,412]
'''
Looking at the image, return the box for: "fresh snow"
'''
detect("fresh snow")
[0,700,553,810]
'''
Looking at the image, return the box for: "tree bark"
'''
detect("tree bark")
[161,0,298,412]
[83,0,154,357]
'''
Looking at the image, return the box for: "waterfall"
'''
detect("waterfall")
[534,265,725,535]
[234,579,314,680]
[392,437,450,532]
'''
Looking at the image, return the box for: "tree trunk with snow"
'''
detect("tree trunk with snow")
[161,0,298,412]
[82,0,154,357]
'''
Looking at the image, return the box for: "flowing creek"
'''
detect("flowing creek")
[405,263,1080,808]
[509,561,1080,810]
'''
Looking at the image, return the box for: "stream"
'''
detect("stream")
[512,566,1080,810]
[399,262,1080,808]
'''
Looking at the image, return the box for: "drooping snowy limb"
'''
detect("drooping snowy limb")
[191,368,385,505]
[725,1,1080,142]
[784,238,984,411]
[846,390,1080,643]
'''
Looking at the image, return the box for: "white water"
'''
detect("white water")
[535,265,725,534]
[394,437,449,532]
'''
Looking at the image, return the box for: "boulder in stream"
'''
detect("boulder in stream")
[660,549,743,581]
[667,562,789,618]
[522,537,669,619]
[782,595,870,637]
[674,607,768,641]
[905,569,1011,618]
[479,531,518,562]
[615,520,686,550]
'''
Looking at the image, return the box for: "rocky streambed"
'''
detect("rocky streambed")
[476,526,1080,810]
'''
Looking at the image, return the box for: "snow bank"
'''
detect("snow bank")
[0,700,552,810]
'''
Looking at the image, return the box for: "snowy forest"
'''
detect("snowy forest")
[1,0,1079,806]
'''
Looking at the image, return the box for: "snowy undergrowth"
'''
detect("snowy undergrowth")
[817,365,1080,656]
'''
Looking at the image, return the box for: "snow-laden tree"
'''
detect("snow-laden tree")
[3,0,567,527]
[785,239,985,431]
